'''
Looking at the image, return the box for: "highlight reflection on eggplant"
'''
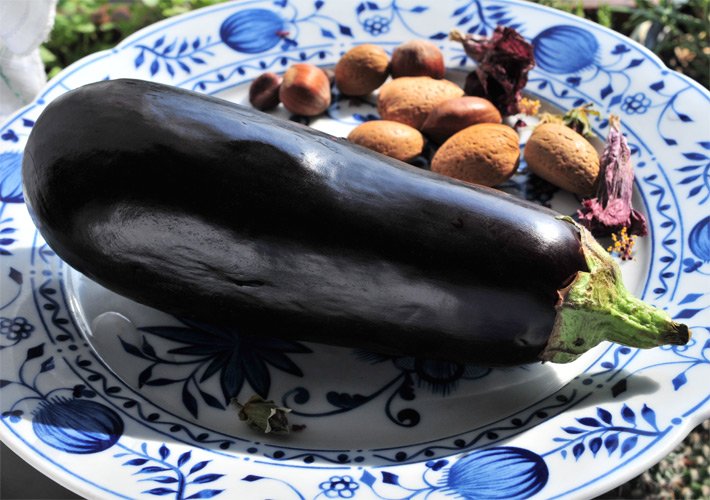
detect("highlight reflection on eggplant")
[22,79,689,366]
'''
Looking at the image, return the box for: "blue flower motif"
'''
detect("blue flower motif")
[689,216,710,262]
[361,15,391,36]
[135,319,312,404]
[319,475,359,498]
[0,317,34,341]
[532,25,598,74]
[0,152,23,203]
[32,398,124,454]
[621,92,652,114]
[442,447,549,499]
[220,9,285,53]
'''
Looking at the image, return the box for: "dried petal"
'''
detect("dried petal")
[577,115,648,238]
[233,395,292,433]
[451,27,535,115]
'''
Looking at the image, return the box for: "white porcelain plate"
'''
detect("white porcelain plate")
[1,1,708,499]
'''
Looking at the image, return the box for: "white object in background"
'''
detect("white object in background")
[0,0,57,121]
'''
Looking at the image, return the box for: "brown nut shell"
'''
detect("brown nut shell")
[390,40,445,79]
[279,64,331,116]
[431,123,520,187]
[347,120,424,162]
[377,77,464,129]
[335,44,390,96]
[523,123,600,196]
[249,72,282,111]
[421,96,502,144]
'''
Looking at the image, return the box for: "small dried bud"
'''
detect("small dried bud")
[232,395,292,434]
[563,103,600,137]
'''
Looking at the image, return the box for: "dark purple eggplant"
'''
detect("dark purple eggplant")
[22,79,688,365]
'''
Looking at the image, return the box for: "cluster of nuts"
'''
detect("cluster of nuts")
[248,40,599,191]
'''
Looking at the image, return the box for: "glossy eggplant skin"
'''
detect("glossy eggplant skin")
[23,79,589,365]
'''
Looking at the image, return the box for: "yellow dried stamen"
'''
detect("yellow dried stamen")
[607,226,637,261]
[519,97,541,116]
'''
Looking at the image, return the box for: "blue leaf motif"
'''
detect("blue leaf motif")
[153,36,165,49]
[178,451,192,467]
[589,437,602,456]
[125,458,149,466]
[144,488,176,496]
[356,2,366,14]
[159,444,170,460]
[674,309,702,319]
[134,51,145,68]
[621,404,635,425]
[650,80,665,91]
[178,40,188,54]
[562,426,585,434]
[605,433,619,454]
[359,470,376,487]
[315,0,324,9]
[190,461,210,475]
[641,405,657,430]
[339,24,353,36]
[430,32,448,40]
[597,408,612,424]
[149,477,179,484]
[620,436,638,457]
[689,217,710,262]
[321,28,335,38]
[192,474,224,484]
[626,58,643,68]
[185,490,224,499]
[150,59,160,76]
[453,5,469,15]
[683,152,708,161]
[139,466,170,474]
[609,94,623,107]
[601,84,613,99]
[241,475,263,482]
[411,6,428,12]
[178,61,191,73]
[699,141,710,149]
[576,417,601,427]
[572,442,585,460]
[672,372,687,390]
[677,113,692,122]
[382,472,399,485]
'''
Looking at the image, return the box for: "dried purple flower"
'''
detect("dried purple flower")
[577,115,648,238]
[450,27,535,115]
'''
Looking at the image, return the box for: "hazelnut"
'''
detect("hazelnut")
[249,72,282,111]
[431,123,520,187]
[422,96,502,144]
[377,76,463,129]
[348,120,424,162]
[390,40,445,79]
[279,64,332,116]
[335,44,390,96]
[524,123,600,196]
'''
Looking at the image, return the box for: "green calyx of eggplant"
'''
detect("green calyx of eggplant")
[540,217,691,363]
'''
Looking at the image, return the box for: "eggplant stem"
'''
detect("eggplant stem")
[539,217,690,364]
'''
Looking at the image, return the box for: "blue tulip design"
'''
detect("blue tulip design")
[689,216,710,262]
[532,25,599,74]
[0,152,23,203]
[220,9,285,54]
[32,398,124,454]
[443,447,549,499]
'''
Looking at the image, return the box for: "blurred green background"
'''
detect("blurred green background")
[38,1,710,499]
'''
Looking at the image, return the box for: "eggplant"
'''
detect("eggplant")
[22,79,689,365]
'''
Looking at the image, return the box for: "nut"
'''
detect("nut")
[431,123,520,186]
[335,44,390,96]
[249,72,282,111]
[421,96,502,144]
[347,120,424,162]
[279,64,332,116]
[391,40,445,79]
[377,77,464,129]
[523,123,600,196]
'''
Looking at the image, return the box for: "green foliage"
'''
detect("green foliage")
[41,0,228,78]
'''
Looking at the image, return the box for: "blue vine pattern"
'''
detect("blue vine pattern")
[134,35,216,77]
[675,141,710,205]
[354,1,430,38]
[546,403,667,461]
[115,443,224,499]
